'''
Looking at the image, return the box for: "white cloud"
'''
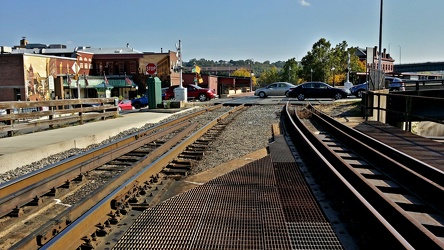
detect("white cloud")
[299,0,311,7]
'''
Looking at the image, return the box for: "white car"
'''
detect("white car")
[254,82,296,98]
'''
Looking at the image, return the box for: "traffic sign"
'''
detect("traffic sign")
[146,63,157,75]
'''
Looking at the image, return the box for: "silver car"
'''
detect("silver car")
[254,82,296,98]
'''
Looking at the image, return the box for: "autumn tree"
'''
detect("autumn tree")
[231,68,257,87]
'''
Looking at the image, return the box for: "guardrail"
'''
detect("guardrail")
[361,91,444,131]
[0,98,119,137]
[404,79,444,91]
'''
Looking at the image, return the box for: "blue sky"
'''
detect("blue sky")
[1,0,442,64]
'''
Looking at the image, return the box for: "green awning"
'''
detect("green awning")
[63,76,137,88]
[92,82,114,89]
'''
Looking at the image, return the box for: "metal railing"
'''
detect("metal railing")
[362,91,444,132]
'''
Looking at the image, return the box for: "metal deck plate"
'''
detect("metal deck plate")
[113,152,343,249]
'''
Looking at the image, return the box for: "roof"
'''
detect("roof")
[77,47,142,54]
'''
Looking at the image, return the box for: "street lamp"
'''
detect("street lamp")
[310,69,313,81]
[398,45,402,64]
[249,59,254,92]
[331,67,335,87]
[288,67,291,83]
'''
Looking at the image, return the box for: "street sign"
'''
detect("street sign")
[71,62,79,74]
[146,63,157,75]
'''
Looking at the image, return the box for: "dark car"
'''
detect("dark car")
[386,76,406,91]
[131,96,148,109]
[349,77,406,98]
[287,82,348,101]
[349,82,368,98]
[164,84,217,102]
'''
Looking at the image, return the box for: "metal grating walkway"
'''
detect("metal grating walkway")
[113,137,343,249]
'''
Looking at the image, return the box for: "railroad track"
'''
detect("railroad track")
[283,103,444,249]
[1,104,247,249]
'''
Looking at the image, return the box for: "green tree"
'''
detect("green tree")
[257,66,280,87]
[280,57,301,84]
[300,38,364,86]
[300,38,332,82]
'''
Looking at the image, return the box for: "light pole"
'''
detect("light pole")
[288,67,291,83]
[331,67,335,87]
[378,0,383,71]
[398,45,402,64]
[310,69,313,81]
[249,59,254,92]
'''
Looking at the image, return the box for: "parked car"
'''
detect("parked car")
[349,82,368,98]
[386,76,406,91]
[164,84,217,102]
[131,96,148,109]
[349,77,406,98]
[287,82,348,101]
[118,99,135,111]
[161,87,169,100]
[254,82,296,98]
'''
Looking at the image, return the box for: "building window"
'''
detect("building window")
[119,62,124,74]
[130,62,136,74]
[96,63,102,74]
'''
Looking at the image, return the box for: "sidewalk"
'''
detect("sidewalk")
[0,110,178,174]
[0,94,254,174]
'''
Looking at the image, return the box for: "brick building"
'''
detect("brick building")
[0,38,179,101]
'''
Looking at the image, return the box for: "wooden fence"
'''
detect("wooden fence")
[0,98,119,137]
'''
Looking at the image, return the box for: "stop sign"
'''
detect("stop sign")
[146,63,157,75]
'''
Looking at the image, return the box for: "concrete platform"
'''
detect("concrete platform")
[0,109,180,174]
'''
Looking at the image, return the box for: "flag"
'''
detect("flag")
[84,73,89,86]
[104,72,109,85]
[125,73,132,86]
[67,73,71,86]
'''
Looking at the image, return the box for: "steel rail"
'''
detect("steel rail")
[307,103,444,188]
[306,104,444,212]
[36,104,246,250]
[285,103,444,249]
[283,103,414,249]
[308,109,444,249]
[12,121,199,249]
[0,121,188,218]
[0,104,224,218]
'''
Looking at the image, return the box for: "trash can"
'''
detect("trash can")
[147,77,162,109]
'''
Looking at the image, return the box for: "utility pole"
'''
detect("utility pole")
[250,59,254,92]
[378,0,383,72]
[377,0,384,89]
